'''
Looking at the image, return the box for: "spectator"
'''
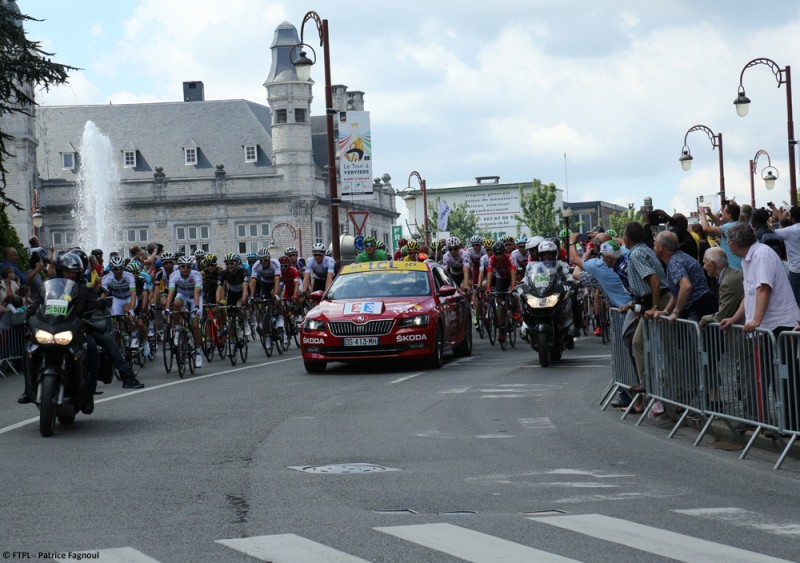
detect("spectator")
[650,230,717,322]
[0,247,39,284]
[666,213,699,262]
[720,223,800,430]
[698,202,742,270]
[1,266,20,305]
[772,206,800,308]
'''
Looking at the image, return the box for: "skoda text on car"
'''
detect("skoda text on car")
[300,260,472,373]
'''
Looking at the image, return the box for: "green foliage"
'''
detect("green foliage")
[1,4,79,208]
[426,196,480,243]
[0,204,29,270]
[514,178,561,237]
[608,207,643,234]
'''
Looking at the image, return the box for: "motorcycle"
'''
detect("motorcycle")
[517,261,576,367]
[25,278,112,437]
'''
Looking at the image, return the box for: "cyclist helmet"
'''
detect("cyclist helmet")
[246,251,258,262]
[58,252,84,273]
[312,242,326,253]
[420,245,429,254]
[68,249,89,271]
[108,256,125,269]
[205,253,217,264]
[606,228,618,237]
[223,252,237,264]
[491,241,505,255]
[194,249,206,257]
[446,236,461,248]
[325,249,332,257]
[257,248,271,259]
[278,255,291,266]
[178,255,194,266]
[538,240,558,258]
[483,237,494,250]
[516,235,528,246]
[90,248,103,258]
[470,235,483,245]
[559,228,570,237]
[398,238,408,248]
[418,253,429,261]
[591,225,605,233]
[406,241,420,252]
[125,262,140,275]
[400,245,408,257]
[377,241,386,250]
[364,235,377,246]
[549,237,562,249]
[161,251,175,261]
[285,246,298,256]
[526,235,544,251]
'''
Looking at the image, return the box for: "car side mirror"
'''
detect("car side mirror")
[310,290,324,302]
[438,285,456,297]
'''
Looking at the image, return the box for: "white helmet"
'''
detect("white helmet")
[538,240,558,255]
[526,235,545,251]
[311,242,326,253]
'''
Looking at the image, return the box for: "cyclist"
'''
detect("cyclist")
[442,236,469,290]
[303,243,335,294]
[100,255,138,345]
[126,261,153,357]
[216,252,252,338]
[192,248,206,271]
[165,255,204,368]
[250,248,280,299]
[394,238,408,261]
[244,251,258,277]
[200,254,220,308]
[511,236,529,280]
[285,246,306,272]
[402,240,421,262]
[356,235,388,262]
[485,240,520,343]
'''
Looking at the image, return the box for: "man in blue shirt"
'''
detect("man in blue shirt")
[0,247,43,285]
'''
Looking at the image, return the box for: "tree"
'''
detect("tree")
[515,178,560,237]
[608,207,644,234]
[1,3,78,208]
[0,204,29,271]
[425,196,480,244]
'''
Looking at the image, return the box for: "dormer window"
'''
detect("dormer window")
[61,152,75,170]
[244,145,257,163]
[184,147,197,165]
[294,108,306,123]
[123,150,137,168]
[275,109,287,124]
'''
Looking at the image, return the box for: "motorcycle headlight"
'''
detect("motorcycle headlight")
[398,314,429,328]
[54,331,74,345]
[304,318,327,331]
[527,294,559,308]
[35,330,55,344]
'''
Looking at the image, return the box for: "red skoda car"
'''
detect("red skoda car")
[300,260,472,373]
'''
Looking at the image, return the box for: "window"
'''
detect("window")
[314,221,324,244]
[175,224,211,255]
[383,233,390,248]
[51,230,75,247]
[370,229,378,240]
[124,227,149,243]
[123,150,137,168]
[275,109,287,124]
[61,152,75,170]
[294,108,306,123]
[244,145,257,163]
[185,147,197,165]
[235,222,271,254]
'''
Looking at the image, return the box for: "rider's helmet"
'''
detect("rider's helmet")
[90,248,103,258]
[285,246,298,256]
[591,225,606,233]
[538,240,558,261]
[278,255,291,266]
[160,251,175,262]
[125,262,140,275]
[194,249,206,258]
[470,235,483,246]
[108,256,125,269]
[406,241,420,252]
[178,255,194,266]
[418,253,429,261]
[516,235,528,246]
[446,236,461,249]
[606,228,618,238]
[548,237,562,249]
[526,235,544,251]
[205,253,217,265]
[559,228,570,237]
[257,248,271,259]
[483,237,495,250]
[58,252,84,274]
[377,241,386,250]
[491,241,505,255]
[312,242,326,254]
[246,251,258,262]
[398,238,408,248]
[68,249,89,271]
[364,235,377,246]
[223,252,237,264]
[400,245,408,257]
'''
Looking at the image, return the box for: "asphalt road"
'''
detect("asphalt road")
[0,330,798,562]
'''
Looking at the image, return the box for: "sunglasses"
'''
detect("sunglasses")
[313,253,324,257]
[365,243,376,248]
[448,247,459,251]
[179,265,191,269]
[111,267,122,272]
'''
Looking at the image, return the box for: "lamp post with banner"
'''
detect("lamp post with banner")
[679,124,726,208]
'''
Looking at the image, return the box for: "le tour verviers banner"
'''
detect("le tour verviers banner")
[338,111,373,201]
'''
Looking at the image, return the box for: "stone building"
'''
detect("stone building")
[3,19,399,258]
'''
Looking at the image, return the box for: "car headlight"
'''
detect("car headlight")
[304,318,327,331]
[54,331,73,345]
[398,314,429,328]
[526,294,559,308]
[35,330,54,344]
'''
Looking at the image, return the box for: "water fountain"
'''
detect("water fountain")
[72,121,123,252]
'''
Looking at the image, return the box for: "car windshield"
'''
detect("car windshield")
[326,271,431,300]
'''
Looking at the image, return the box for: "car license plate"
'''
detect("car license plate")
[343,337,378,347]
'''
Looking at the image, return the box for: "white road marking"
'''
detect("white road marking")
[390,372,423,384]
[217,534,369,562]
[0,356,300,436]
[519,417,556,429]
[375,522,579,563]
[475,434,515,439]
[438,387,471,394]
[675,507,800,537]
[552,491,681,504]
[531,514,791,562]
[56,548,160,562]
[481,394,527,398]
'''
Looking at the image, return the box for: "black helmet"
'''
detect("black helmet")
[58,253,84,273]
[68,249,89,271]
[491,241,505,255]
[90,248,103,258]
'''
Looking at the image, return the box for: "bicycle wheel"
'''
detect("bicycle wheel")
[147,332,158,361]
[581,292,591,336]
[187,332,197,375]
[281,316,292,351]
[201,317,215,362]
[275,324,285,355]
[137,340,147,367]
[228,319,238,366]
[217,318,227,360]
[292,313,302,347]
[486,300,497,345]
[261,314,274,357]
[238,332,248,363]
[600,308,609,345]
[162,325,173,374]
[508,313,517,348]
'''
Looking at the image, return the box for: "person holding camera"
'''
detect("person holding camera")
[698,201,742,271]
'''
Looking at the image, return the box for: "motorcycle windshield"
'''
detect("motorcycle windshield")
[525,261,559,297]
[37,278,80,324]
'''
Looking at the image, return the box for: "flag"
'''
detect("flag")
[437,199,451,231]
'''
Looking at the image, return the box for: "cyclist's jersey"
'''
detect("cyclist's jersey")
[511,248,528,269]
[280,266,302,298]
[134,272,153,298]
[487,254,514,281]
[305,256,335,280]
[201,269,220,304]
[101,271,136,300]
[154,266,175,293]
[442,249,467,276]
[218,266,249,294]
[243,262,254,277]
[293,257,306,271]
[168,269,203,301]
[251,259,281,296]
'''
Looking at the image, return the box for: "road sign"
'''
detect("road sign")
[348,211,369,234]
[354,235,365,252]
[391,225,403,252]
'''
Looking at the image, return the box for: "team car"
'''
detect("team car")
[300,260,472,373]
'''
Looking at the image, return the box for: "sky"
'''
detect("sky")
[19,0,800,217]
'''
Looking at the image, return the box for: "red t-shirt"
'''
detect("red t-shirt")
[488,254,514,280]
[280,266,301,298]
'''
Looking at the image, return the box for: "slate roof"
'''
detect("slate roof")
[36,99,277,183]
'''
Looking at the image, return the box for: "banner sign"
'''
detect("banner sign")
[338,111,373,201]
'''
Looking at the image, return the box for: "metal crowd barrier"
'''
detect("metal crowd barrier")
[600,308,640,409]
[0,311,26,377]
[604,314,800,470]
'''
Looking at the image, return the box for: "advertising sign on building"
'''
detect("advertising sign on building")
[338,111,373,201]
[391,225,403,252]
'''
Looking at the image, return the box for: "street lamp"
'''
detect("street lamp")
[734,58,796,206]
[679,125,726,208]
[407,170,428,246]
[292,11,341,262]
[31,208,44,229]
[748,150,779,208]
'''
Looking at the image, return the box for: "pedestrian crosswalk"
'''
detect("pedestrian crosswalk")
[56,511,794,562]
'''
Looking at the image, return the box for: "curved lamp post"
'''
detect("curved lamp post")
[749,150,779,208]
[734,58,796,207]
[407,170,428,246]
[31,208,44,238]
[679,124,725,208]
[292,11,341,262]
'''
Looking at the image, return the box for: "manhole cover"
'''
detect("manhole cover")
[288,463,402,474]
